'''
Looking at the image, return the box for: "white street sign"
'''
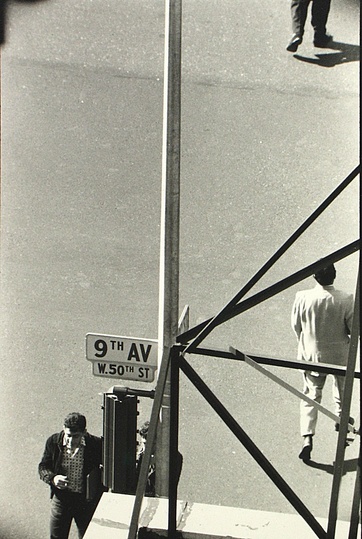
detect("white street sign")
[92,361,157,382]
[86,333,158,382]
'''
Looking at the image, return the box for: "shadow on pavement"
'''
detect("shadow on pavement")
[305,457,359,475]
[294,41,360,67]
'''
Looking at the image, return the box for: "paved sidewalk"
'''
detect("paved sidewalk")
[85,493,360,539]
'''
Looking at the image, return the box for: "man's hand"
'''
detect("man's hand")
[53,475,69,489]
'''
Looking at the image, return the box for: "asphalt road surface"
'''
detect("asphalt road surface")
[0,1,360,538]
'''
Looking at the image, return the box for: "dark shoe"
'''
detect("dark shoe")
[313,34,332,47]
[335,416,354,432]
[286,34,302,52]
[299,435,313,462]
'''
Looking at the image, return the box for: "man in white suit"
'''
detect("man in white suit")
[291,263,354,462]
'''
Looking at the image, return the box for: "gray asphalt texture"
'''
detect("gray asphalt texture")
[0,1,360,538]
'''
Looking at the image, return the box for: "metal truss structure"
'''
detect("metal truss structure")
[128,165,360,539]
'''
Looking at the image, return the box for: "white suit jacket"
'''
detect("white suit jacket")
[291,284,354,366]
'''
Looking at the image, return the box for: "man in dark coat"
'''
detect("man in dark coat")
[39,412,104,538]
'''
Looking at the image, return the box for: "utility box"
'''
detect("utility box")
[102,393,138,494]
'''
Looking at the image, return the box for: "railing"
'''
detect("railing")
[127,166,360,539]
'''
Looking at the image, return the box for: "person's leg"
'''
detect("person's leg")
[73,499,98,538]
[332,375,354,431]
[50,496,73,539]
[300,371,326,436]
[311,0,332,45]
[287,0,311,51]
[291,0,311,37]
[332,375,345,417]
[299,372,326,461]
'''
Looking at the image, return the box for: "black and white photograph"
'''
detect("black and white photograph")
[0,1,360,538]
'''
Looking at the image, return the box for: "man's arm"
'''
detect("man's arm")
[345,293,355,334]
[291,293,302,338]
[38,435,57,485]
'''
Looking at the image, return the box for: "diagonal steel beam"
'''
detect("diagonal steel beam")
[127,347,174,539]
[181,166,359,353]
[179,240,360,344]
[178,352,327,539]
[185,346,361,379]
[230,348,358,434]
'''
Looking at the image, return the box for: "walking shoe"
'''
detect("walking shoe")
[299,435,313,462]
[313,34,332,47]
[335,416,354,432]
[286,34,302,52]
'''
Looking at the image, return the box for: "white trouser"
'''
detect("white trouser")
[300,371,345,436]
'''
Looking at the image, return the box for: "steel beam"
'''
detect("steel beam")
[179,345,361,379]
[327,272,360,537]
[178,352,327,539]
[178,240,359,344]
[181,167,359,352]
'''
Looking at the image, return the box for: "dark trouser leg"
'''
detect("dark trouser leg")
[291,0,311,37]
[73,498,98,538]
[50,496,73,539]
[311,0,331,39]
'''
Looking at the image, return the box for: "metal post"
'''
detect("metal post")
[156,0,182,496]
[169,347,180,536]
[348,444,361,539]
[127,348,172,539]
[327,271,360,537]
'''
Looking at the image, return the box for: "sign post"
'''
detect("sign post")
[156,0,182,496]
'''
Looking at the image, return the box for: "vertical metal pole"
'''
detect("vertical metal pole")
[327,271,360,537]
[169,347,180,536]
[348,443,361,539]
[156,0,182,497]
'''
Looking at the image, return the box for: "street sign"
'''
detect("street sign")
[86,333,158,382]
[92,361,157,382]
[86,333,158,364]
